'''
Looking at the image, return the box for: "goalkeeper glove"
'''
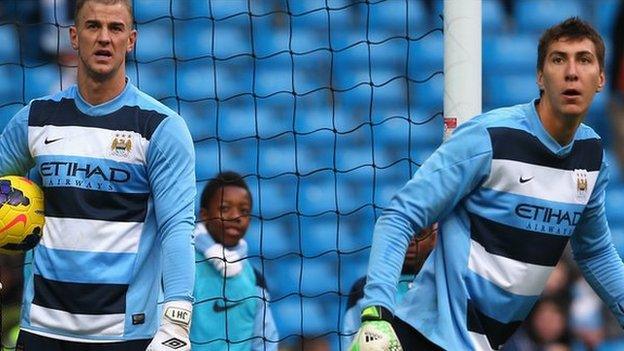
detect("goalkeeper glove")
[205,243,243,277]
[349,306,403,351]
[146,301,192,351]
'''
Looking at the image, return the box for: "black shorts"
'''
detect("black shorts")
[391,317,445,351]
[16,330,151,351]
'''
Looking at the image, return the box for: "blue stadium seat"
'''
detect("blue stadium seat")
[134,21,172,62]
[178,61,215,102]
[246,219,294,258]
[133,62,176,100]
[485,74,539,108]
[606,186,624,225]
[0,25,19,63]
[258,145,296,177]
[483,34,538,74]
[24,64,60,101]
[408,31,444,74]
[362,0,427,39]
[174,20,213,60]
[411,73,443,110]
[515,0,584,33]
[133,0,184,22]
[0,105,22,132]
[212,25,252,59]
[256,177,299,218]
[299,181,337,215]
[482,0,507,34]
[0,65,23,104]
[215,105,257,141]
[272,296,329,337]
[194,141,247,181]
[593,0,620,34]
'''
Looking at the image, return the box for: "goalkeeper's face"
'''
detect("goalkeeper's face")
[202,185,252,248]
[537,37,605,120]
[70,1,136,81]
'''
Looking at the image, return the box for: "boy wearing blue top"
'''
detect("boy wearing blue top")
[350,17,624,351]
[0,1,196,350]
[191,171,278,351]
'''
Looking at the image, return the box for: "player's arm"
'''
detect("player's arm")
[145,115,196,351]
[0,105,34,175]
[570,157,624,326]
[351,120,492,350]
[251,270,279,351]
[342,277,366,347]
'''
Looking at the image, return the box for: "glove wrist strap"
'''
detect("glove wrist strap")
[361,305,393,323]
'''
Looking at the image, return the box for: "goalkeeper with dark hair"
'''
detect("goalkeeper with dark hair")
[350,17,624,351]
[0,0,196,350]
[191,171,278,351]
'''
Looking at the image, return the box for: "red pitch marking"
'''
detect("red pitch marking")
[0,214,27,235]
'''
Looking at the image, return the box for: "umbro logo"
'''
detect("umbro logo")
[519,176,533,183]
[213,300,243,313]
[161,338,187,349]
[44,137,63,145]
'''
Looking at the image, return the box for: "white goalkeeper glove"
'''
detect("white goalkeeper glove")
[205,243,243,277]
[146,301,192,351]
[349,306,403,351]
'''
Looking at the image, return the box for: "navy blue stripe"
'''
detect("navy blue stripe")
[44,187,149,222]
[469,213,568,266]
[488,127,602,171]
[29,99,167,140]
[466,299,522,349]
[33,274,127,314]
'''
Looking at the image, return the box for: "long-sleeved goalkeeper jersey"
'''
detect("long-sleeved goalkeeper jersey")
[0,81,196,342]
[362,100,624,350]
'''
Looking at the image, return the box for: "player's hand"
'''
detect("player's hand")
[349,306,403,351]
[205,243,243,277]
[146,301,192,351]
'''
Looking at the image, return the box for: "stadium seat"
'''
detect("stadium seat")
[133,0,184,22]
[408,31,444,74]
[606,186,624,225]
[483,34,538,74]
[362,0,427,39]
[485,74,539,108]
[272,296,329,337]
[593,0,621,34]
[411,72,443,110]
[177,61,216,102]
[134,21,173,62]
[515,0,584,33]
[482,0,507,34]
[0,105,22,132]
[133,61,176,100]
[0,25,19,64]
[212,25,252,59]
[246,219,294,258]
[174,19,213,60]
[24,64,60,101]
[0,65,23,103]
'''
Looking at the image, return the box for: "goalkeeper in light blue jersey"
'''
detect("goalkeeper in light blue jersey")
[350,17,624,351]
[0,1,196,350]
[191,171,278,351]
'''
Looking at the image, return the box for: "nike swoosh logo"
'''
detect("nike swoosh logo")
[213,301,243,313]
[44,137,63,145]
[519,176,534,183]
[0,214,27,235]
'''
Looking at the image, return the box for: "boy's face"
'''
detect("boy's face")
[201,186,251,247]
[537,37,604,119]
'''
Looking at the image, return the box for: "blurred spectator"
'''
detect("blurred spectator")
[504,296,571,351]
[609,2,624,176]
[0,255,24,351]
[341,224,438,349]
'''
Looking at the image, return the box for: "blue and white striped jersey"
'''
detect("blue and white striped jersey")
[362,100,624,350]
[0,82,196,342]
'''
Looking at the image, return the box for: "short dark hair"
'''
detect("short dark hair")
[200,171,252,210]
[75,0,134,27]
[537,17,605,72]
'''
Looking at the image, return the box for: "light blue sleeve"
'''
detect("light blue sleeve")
[251,288,279,351]
[362,118,492,312]
[570,158,624,326]
[147,115,196,303]
[341,301,362,348]
[0,105,34,175]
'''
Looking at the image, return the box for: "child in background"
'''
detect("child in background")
[191,171,278,351]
